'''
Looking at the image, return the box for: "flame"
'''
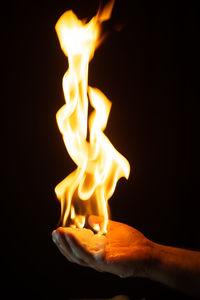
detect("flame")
[54,0,130,234]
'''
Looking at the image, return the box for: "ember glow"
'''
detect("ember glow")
[55,0,130,234]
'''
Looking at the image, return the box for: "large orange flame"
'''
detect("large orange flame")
[55,0,130,234]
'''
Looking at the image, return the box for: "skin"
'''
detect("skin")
[52,216,200,298]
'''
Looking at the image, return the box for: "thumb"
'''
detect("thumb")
[88,215,104,231]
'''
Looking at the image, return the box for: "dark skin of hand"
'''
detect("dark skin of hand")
[52,216,200,298]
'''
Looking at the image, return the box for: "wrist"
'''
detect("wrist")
[127,239,160,279]
[140,240,161,279]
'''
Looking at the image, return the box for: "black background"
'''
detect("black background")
[2,0,200,299]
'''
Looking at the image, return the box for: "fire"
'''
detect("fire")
[55,0,130,234]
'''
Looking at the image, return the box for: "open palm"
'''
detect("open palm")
[52,215,152,278]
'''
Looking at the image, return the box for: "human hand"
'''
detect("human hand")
[52,216,153,278]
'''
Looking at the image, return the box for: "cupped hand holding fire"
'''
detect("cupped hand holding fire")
[52,0,152,279]
[52,216,153,278]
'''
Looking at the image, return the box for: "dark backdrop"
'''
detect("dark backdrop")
[2,0,199,299]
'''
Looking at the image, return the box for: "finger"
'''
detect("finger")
[62,236,89,266]
[66,233,105,272]
[88,215,107,232]
[88,215,103,228]
[88,215,118,232]
[65,232,94,265]
[54,229,88,267]
[52,230,74,262]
